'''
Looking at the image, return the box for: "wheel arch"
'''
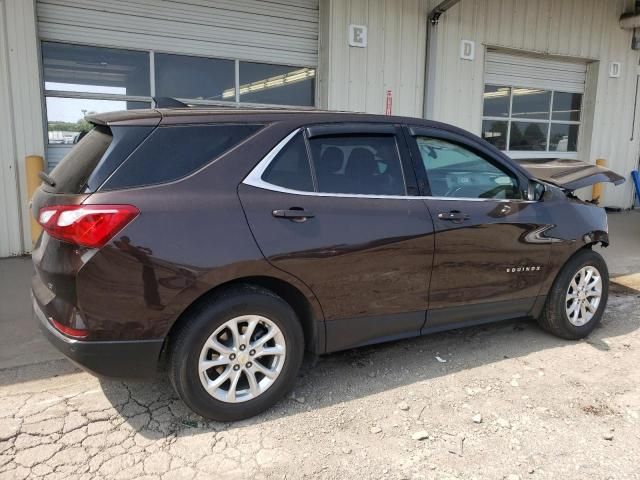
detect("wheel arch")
[161,275,325,364]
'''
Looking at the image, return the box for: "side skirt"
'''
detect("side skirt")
[324,311,424,353]
[422,297,537,334]
[323,297,545,354]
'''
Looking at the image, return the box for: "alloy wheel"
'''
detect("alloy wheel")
[565,266,602,327]
[198,315,287,403]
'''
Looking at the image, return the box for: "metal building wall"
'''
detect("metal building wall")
[319,0,429,116]
[0,0,45,257]
[425,0,640,208]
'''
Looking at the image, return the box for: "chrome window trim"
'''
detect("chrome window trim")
[242,128,537,204]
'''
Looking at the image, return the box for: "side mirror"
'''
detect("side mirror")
[527,181,546,201]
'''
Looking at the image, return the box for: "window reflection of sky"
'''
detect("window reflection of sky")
[47,97,129,122]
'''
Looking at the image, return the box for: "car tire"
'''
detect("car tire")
[169,285,304,421]
[538,249,609,340]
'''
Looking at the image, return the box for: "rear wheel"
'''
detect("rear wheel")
[538,249,609,339]
[169,285,304,420]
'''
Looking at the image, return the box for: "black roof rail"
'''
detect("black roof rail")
[153,97,190,108]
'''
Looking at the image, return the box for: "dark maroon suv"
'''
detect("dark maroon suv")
[32,108,624,420]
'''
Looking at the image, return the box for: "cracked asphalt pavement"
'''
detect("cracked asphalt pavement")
[1,275,639,479]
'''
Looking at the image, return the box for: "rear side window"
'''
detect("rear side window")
[103,124,262,190]
[308,135,406,196]
[261,133,313,192]
[47,126,112,193]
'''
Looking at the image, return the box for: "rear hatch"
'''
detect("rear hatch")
[516,158,625,190]
[31,118,157,336]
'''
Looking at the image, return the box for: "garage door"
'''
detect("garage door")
[485,50,587,94]
[482,50,587,157]
[37,0,319,67]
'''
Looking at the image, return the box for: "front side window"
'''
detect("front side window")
[416,137,521,200]
[481,85,582,155]
[307,135,406,196]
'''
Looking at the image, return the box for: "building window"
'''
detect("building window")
[238,62,315,106]
[154,53,235,101]
[41,42,316,146]
[42,42,151,145]
[481,85,582,156]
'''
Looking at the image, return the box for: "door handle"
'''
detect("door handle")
[437,210,470,222]
[272,208,315,222]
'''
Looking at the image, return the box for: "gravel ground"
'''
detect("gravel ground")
[1,277,639,480]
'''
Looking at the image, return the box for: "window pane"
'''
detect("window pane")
[239,62,315,106]
[46,97,149,145]
[105,124,262,190]
[47,127,112,194]
[42,42,150,96]
[552,92,582,122]
[511,88,551,120]
[416,137,520,199]
[308,136,405,195]
[549,124,579,152]
[262,133,313,191]
[155,53,235,101]
[509,121,548,151]
[482,120,508,150]
[483,85,510,117]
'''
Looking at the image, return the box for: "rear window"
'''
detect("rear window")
[47,126,112,193]
[102,124,262,190]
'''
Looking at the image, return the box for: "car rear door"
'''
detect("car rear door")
[238,123,434,352]
[404,126,553,332]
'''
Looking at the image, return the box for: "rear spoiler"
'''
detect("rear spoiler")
[516,158,625,191]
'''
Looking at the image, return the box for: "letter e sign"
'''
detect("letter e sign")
[349,25,368,48]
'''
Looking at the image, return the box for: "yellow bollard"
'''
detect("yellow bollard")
[25,155,45,245]
[591,158,606,203]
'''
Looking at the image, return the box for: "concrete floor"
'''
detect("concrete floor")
[0,256,63,370]
[599,209,640,276]
[0,210,637,372]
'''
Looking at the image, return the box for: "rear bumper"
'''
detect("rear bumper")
[33,293,164,378]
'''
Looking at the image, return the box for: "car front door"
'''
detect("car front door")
[405,126,554,332]
[239,124,434,351]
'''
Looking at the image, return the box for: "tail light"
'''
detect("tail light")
[38,204,139,248]
[49,318,89,338]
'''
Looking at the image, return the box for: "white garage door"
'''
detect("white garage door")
[485,50,587,94]
[482,50,588,158]
[37,0,319,67]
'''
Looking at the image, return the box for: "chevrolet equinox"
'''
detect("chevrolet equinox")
[32,108,624,420]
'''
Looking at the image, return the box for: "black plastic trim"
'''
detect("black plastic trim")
[34,295,163,378]
[324,311,425,353]
[424,297,536,332]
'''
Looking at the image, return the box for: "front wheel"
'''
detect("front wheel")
[538,249,609,340]
[169,285,304,421]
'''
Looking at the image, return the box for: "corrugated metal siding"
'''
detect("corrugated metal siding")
[0,0,23,257]
[485,50,587,93]
[427,0,640,208]
[321,0,428,116]
[37,0,319,66]
[45,146,68,171]
[0,0,45,257]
